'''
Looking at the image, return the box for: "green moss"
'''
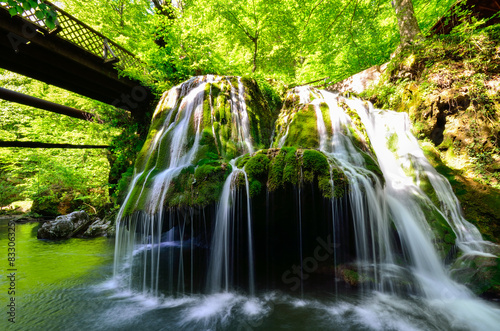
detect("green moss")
[302,150,329,175]
[320,102,333,136]
[245,153,270,179]
[342,269,359,286]
[268,149,287,191]
[195,163,220,181]
[418,172,440,208]
[283,105,320,148]
[343,104,373,154]
[283,147,299,185]
[451,255,500,296]
[330,167,347,198]
[240,77,279,150]
[417,197,457,259]
[166,161,231,208]
[360,151,384,185]
[235,153,250,168]
[249,179,262,196]
[300,150,347,199]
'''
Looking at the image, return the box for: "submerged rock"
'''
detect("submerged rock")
[37,210,91,240]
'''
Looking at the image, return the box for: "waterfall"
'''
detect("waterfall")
[111,77,500,330]
[114,75,259,296]
[207,159,255,295]
[275,85,500,328]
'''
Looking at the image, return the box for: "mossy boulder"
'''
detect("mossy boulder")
[121,76,278,215]
[273,91,320,149]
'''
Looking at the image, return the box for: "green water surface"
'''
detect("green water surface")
[0,219,114,330]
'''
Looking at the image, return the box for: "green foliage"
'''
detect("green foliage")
[59,0,450,89]
[7,0,57,29]
[0,70,121,215]
[21,0,451,91]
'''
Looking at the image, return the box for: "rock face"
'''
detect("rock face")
[327,63,387,94]
[37,210,91,240]
[357,25,500,296]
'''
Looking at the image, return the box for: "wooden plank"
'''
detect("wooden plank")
[0,141,109,149]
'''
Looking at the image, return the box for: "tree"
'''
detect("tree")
[393,0,422,45]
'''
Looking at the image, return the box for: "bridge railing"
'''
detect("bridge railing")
[0,1,142,72]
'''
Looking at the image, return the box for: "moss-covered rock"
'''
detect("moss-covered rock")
[273,90,320,149]
[121,76,278,215]
[422,142,500,244]
[451,254,500,297]
[243,148,347,199]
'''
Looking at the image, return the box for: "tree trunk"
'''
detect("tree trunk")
[393,0,422,45]
[252,32,258,73]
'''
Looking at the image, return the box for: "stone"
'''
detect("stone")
[37,210,89,240]
[83,218,112,237]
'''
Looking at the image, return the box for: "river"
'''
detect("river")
[2,219,500,331]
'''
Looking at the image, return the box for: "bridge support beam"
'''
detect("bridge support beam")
[0,141,109,149]
[0,87,101,122]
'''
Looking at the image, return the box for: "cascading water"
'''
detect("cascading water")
[114,75,262,296]
[207,159,255,295]
[110,77,500,330]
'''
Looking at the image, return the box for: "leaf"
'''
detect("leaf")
[8,7,18,16]
[28,0,38,8]
[15,5,23,13]
[48,9,57,19]
[34,10,44,20]
[7,0,17,7]
[22,2,32,10]
[46,16,56,30]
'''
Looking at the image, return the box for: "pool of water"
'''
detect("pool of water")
[2,220,500,331]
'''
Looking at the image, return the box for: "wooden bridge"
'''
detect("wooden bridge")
[0,1,153,127]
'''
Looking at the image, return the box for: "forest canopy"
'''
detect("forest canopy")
[54,0,456,88]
